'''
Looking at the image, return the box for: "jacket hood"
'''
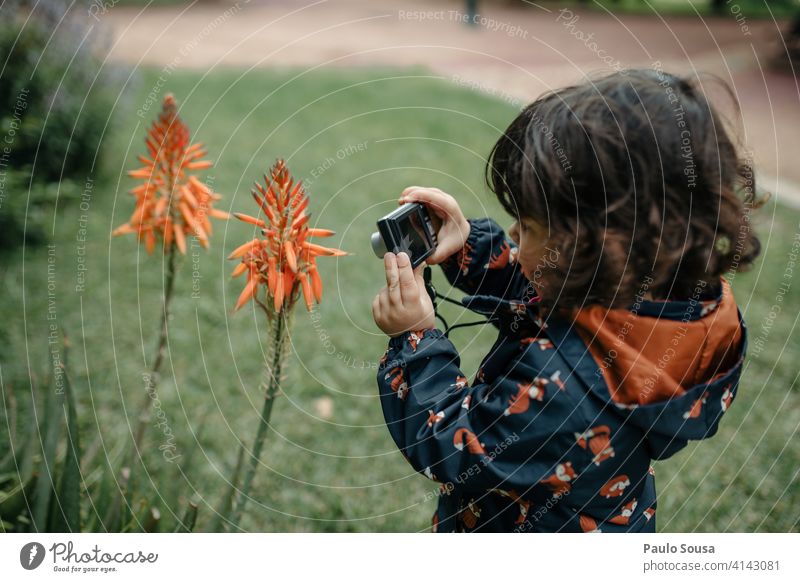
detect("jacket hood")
[460,277,746,460]
[569,277,746,458]
[571,278,742,404]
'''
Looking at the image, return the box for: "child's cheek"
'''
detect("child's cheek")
[518,253,535,281]
[518,244,547,284]
[516,245,535,274]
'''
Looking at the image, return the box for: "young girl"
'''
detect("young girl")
[372,69,760,533]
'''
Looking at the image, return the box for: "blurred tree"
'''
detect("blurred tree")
[0,0,124,252]
[785,8,800,66]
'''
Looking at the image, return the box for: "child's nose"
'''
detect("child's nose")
[509,222,520,244]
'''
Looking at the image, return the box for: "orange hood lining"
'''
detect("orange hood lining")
[571,279,743,406]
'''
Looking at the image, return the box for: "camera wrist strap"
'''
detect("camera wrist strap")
[423,266,499,338]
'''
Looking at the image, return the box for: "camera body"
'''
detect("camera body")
[371,203,437,269]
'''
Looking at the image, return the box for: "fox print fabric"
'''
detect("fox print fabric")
[377,218,747,533]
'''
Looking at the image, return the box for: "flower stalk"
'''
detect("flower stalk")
[230,308,292,527]
[113,94,228,470]
[131,240,178,457]
[225,158,347,529]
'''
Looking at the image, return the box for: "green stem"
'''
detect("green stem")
[230,309,290,529]
[110,243,178,531]
[129,241,179,464]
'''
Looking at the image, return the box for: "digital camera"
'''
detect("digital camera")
[371,203,437,269]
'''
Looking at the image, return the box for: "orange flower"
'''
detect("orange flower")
[112,94,229,254]
[231,159,347,313]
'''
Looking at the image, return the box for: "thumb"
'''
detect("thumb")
[427,242,458,265]
[413,263,427,286]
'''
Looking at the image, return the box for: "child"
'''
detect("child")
[372,69,760,533]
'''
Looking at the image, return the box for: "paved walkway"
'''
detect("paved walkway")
[100,0,800,206]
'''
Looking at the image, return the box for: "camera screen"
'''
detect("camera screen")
[396,211,430,261]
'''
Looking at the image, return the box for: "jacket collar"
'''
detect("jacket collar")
[460,278,726,328]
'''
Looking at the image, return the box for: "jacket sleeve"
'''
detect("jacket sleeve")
[377,327,568,492]
[439,217,531,299]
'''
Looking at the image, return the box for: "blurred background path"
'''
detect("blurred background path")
[102,0,800,206]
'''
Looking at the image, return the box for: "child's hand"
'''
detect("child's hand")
[372,251,435,337]
[399,186,470,264]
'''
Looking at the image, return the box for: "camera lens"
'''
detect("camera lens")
[371,231,387,258]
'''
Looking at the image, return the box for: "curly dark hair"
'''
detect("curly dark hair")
[486,68,762,312]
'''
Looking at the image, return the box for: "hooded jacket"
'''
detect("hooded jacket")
[376,217,746,533]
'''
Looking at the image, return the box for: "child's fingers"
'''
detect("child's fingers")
[401,188,439,208]
[400,190,445,231]
[384,252,401,304]
[402,185,443,197]
[396,252,419,302]
[426,247,445,264]
[371,294,381,323]
[379,285,390,311]
[413,263,427,288]
[400,186,424,198]
[426,237,461,265]
[400,187,451,214]
[402,197,453,228]
[399,186,426,201]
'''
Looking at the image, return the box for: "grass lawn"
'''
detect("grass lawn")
[1,65,797,532]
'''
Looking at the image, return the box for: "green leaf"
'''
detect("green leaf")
[50,362,81,532]
[101,466,130,532]
[174,500,198,533]
[17,375,43,485]
[0,473,37,527]
[120,498,146,533]
[31,375,64,531]
[207,443,245,532]
[0,383,18,474]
